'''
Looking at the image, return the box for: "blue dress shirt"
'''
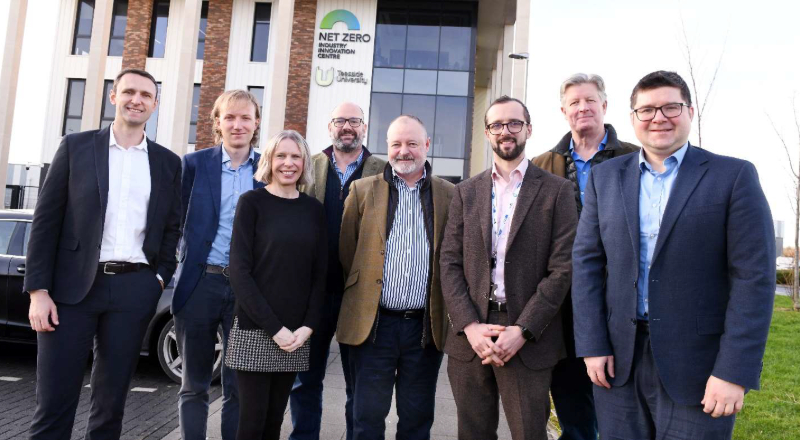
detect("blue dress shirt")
[569,130,608,204]
[207,146,255,266]
[331,148,365,188]
[637,143,689,320]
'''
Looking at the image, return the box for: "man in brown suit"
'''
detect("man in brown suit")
[339,115,454,439]
[440,96,578,440]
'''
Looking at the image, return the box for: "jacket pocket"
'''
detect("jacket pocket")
[696,315,725,335]
[58,236,79,251]
[344,270,359,290]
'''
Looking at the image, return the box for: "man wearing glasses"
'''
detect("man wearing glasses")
[572,71,775,439]
[441,96,577,440]
[532,73,638,440]
[291,102,384,440]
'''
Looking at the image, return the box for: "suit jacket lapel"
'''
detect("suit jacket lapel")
[477,171,493,260]
[620,155,641,265]
[371,178,389,244]
[505,162,542,251]
[146,140,162,231]
[94,128,110,217]
[651,146,708,265]
[431,178,448,257]
[206,146,223,217]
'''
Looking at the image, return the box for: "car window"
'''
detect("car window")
[0,221,17,254]
[23,222,31,256]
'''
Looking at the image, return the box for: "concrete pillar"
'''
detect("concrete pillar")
[265,0,296,139]
[196,0,233,150]
[122,0,155,69]
[500,24,514,97]
[283,0,317,136]
[510,0,529,103]
[80,0,114,131]
[0,0,28,208]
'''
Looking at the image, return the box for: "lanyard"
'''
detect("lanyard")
[491,179,523,257]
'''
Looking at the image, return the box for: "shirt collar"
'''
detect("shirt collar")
[568,130,608,155]
[109,123,148,152]
[638,142,689,173]
[392,165,427,188]
[491,157,529,183]
[331,148,365,170]
[221,145,255,165]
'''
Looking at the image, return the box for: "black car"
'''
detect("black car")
[0,209,222,383]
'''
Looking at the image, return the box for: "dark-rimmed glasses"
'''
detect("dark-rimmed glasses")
[331,118,363,128]
[486,120,527,135]
[632,103,689,122]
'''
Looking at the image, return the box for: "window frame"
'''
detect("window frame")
[62,78,86,136]
[71,0,95,56]
[250,2,272,62]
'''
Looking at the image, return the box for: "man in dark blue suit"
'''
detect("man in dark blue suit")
[172,90,265,440]
[25,68,182,439]
[572,70,775,439]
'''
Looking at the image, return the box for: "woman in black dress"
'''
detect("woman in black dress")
[226,129,327,440]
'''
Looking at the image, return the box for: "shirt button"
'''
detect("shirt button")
[657,177,662,180]
[649,234,656,239]
[582,172,587,175]
[652,204,656,207]
[581,191,584,195]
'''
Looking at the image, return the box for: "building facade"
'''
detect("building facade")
[4,0,530,185]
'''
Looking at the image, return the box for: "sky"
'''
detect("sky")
[2,0,800,243]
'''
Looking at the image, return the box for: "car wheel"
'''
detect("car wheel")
[156,318,224,384]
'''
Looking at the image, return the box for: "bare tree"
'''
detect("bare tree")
[678,15,726,148]
[767,96,800,311]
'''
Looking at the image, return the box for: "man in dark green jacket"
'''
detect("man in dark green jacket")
[532,73,638,440]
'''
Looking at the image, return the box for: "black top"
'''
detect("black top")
[229,189,328,336]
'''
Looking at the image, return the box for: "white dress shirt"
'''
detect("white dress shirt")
[490,159,528,302]
[99,125,151,264]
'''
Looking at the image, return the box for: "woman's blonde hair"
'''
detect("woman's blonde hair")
[254,130,314,187]
[211,89,261,147]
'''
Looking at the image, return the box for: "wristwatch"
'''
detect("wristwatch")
[516,325,534,341]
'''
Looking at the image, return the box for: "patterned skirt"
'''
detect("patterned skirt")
[224,316,310,372]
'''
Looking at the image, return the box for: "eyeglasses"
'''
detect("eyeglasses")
[331,118,363,128]
[632,103,689,122]
[486,120,527,135]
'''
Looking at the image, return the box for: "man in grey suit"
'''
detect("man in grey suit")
[572,71,775,439]
[440,96,578,440]
[25,68,181,439]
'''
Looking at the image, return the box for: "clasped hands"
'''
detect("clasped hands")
[272,326,313,353]
[464,322,526,367]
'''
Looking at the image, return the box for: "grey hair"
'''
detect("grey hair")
[254,130,314,187]
[559,73,607,105]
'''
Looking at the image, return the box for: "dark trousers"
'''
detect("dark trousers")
[174,273,238,440]
[447,311,552,440]
[289,293,354,440]
[236,370,297,440]
[29,270,162,440]
[349,312,443,440]
[551,356,598,440]
[593,324,736,440]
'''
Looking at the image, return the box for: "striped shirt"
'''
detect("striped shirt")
[331,148,365,188]
[380,170,430,310]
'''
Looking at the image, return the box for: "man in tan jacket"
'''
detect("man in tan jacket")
[339,115,454,439]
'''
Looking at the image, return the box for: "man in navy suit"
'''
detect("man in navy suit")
[572,70,775,439]
[25,68,181,439]
[172,90,265,440]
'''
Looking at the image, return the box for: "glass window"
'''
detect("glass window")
[403,70,437,95]
[108,0,128,56]
[63,79,86,136]
[72,0,95,55]
[374,10,406,68]
[401,95,436,138]
[145,82,162,140]
[372,68,404,93]
[148,0,170,58]
[438,11,471,71]
[197,1,208,59]
[433,96,468,158]
[100,80,115,129]
[437,71,469,96]
[367,93,402,154]
[250,2,271,62]
[0,221,17,255]
[248,86,264,118]
[405,12,439,69]
[22,223,31,256]
[188,84,200,144]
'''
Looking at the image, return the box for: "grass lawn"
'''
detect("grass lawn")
[733,295,800,439]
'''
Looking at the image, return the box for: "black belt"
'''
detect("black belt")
[380,308,424,319]
[488,300,507,312]
[206,264,230,277]
[98,262,149,275]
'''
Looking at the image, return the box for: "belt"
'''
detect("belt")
[488,300,507,312]
[637,319,650,333]
[98,262,149,275]
[379,308,424,319]
[206,264,230,277]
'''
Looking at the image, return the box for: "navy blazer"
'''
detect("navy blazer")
[172,145,264,314]
[572,145,775,405]
[23,126,182,303]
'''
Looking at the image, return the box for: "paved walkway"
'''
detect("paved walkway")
[165,342,559,439]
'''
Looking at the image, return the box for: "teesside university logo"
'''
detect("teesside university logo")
[315,9,371,87]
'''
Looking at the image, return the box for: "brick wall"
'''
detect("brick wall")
[122,0,154,70]
[284,0,317,137]
[196,0,233,150]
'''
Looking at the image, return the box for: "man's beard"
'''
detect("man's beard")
[331,129,363,153]
[491,136,526,161]
[390,154,424,176]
